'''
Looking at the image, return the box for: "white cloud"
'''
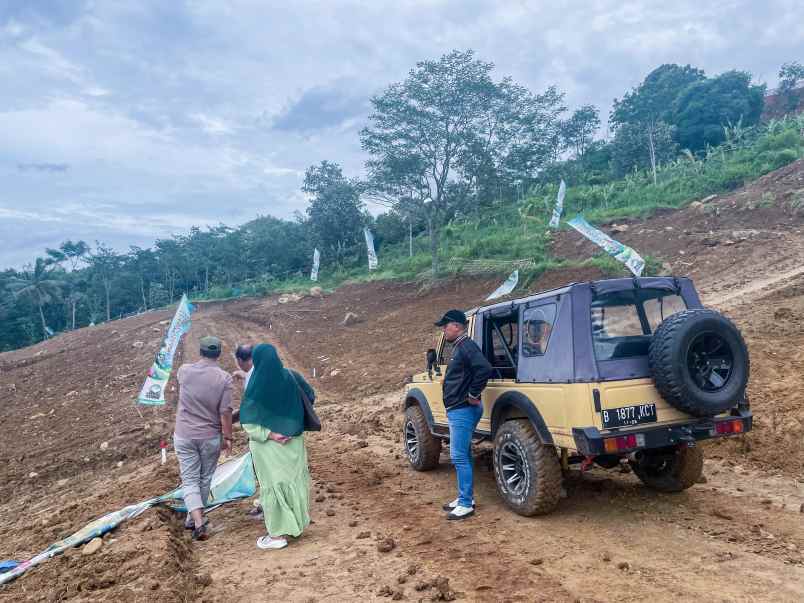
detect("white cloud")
[1,0,802,268]
[191,112,235,135]
[19,37,84,84]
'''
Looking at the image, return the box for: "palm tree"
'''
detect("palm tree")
[8,258,63,340]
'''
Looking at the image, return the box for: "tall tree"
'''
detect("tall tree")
[611,64,706,183]
[778,61,804,112]
[361,49,564,273]
[154,238,186,302]
[671,71,765,152]
[59,240,90,271]
[561,105,601,159]
[127,247,159,310]
[7,258,63,339]
[303,161,365,262]
[610,121,677,177]
[86,242,122,322]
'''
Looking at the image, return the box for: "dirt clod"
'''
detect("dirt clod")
[196,573,213,587]
[357,531,371,539]
[432,576,456,601]
[326,509,336,516]
[617,562,630,571]
[378,585,394,597]
[377,537,396,553]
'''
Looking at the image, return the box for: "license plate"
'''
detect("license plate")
[602,403,657,429]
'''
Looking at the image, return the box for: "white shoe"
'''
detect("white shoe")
[256,535,288,550]
[442,498,475,512]
[447,505,475,520]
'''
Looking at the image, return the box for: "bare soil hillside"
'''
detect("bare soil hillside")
[2,162,804,602]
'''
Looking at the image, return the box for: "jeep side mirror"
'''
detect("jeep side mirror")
[426,348,437,377]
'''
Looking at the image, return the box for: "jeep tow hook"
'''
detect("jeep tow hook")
[580,455,595,472]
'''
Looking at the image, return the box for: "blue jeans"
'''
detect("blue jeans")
[447,403,483,507]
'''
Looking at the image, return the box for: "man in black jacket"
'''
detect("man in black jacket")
[435,309,493,520]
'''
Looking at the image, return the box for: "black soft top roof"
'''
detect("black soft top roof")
[469,276,701,383]
[468,276,692,317]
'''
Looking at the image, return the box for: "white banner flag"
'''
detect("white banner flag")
[486,270,519,301]
[548,179,566,229]
[310,248,320,282]
[567,215,645,277]
[137,294,194,405]
[364,228,378,270]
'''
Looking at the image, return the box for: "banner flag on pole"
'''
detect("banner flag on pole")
[567,215,645,277]
[548,179,566,229]
[486,270,519,301]
[364,228,378,271]
[137,294,194,405]
[310,248,320,282]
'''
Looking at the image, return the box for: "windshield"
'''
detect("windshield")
[592,290,686,360]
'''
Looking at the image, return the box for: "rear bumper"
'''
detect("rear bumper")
[572,409,753,456]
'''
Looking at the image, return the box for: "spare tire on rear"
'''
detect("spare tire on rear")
[649,308,749,417]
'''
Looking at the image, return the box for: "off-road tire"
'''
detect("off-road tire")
[631,445,704,493]
[649,308,749,417]
[493,419,562,516]
[404,405,441,471]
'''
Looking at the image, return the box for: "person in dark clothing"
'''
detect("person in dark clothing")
[435,309,492,520]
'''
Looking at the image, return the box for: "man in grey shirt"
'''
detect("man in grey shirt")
[174,335,233,541]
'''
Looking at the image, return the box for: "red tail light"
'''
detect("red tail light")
[603,433,644,453]
[716,419,744,435]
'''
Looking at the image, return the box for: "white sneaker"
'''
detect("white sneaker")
[256,535,288,550]
[442,498,475,512]
[447,505,475,521]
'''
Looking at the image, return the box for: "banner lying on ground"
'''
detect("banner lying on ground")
[486,270,519,301]
[567,215,645,277]
[137,294,195,405]
[364,228,378,270]
[548,179,566,229]
[0,453,256,586]
[310,248,320,282]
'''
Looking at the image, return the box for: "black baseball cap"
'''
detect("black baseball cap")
[435,309,468,327]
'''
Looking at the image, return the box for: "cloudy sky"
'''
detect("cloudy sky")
[1,0,801,269]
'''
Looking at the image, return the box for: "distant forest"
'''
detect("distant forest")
[2,53,803,351]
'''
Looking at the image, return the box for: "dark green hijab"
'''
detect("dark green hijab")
[239,344,304,437]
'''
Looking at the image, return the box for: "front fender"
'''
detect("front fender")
[404,387,435,430]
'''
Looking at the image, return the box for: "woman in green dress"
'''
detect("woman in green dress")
[239,343,315,550]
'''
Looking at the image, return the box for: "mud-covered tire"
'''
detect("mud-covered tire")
[649,308,749,417]
[631,445,703,493]
[493,419,562,516]
[403,405,441,471]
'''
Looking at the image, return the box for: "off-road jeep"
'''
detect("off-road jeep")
[403,276,751,516]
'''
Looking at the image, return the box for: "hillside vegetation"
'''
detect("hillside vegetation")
[2,53,803,352]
